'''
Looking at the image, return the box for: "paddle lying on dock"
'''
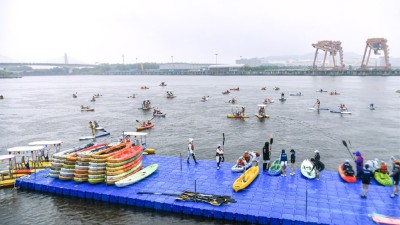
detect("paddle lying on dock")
[137,191,236,206]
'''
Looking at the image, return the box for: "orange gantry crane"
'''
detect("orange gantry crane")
[361,38,390,70]
[312,40,345,71]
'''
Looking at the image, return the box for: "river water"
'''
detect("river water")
[0,75,399,224]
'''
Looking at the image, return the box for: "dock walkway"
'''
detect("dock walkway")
[16,155,400,225]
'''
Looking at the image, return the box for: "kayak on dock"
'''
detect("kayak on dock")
[232,165,259,192]
[338,162,356,183]
[301,159,316,179]
[268,158,281,176]
[115,164,158,187]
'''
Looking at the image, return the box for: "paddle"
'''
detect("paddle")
[342,140,355,161]
[222,133,225,162]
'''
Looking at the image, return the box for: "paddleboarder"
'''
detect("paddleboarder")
[314,99,320,110]
[89,121,96,136]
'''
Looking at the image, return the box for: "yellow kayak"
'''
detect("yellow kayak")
[232,166,259,192]
[227,114,249,119]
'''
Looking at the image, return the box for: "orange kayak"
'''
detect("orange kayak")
[66,143,107,162]
[107,145,142,163]
[136,123,154,131]
[91,143,126,159]
[338,163,356,183]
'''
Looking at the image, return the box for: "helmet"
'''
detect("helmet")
[189,138,193,143]
[314,150,319,153]
[353,151,361,156]
[218,144,221,147]
[345,159,350,162]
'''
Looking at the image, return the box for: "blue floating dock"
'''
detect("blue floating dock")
[16,156,400,225]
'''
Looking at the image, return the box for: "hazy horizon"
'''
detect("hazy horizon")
[1,0,399,64]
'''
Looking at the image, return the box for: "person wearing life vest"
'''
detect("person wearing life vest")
[262,142,270,171]
[353,151,364,179]
[361,164,373,198]
[379,162,388,174]
[280,149,288,176]
[390,161,400,198]
[244,151,250,163]
[250,151,260,166]
[237,157,246,167]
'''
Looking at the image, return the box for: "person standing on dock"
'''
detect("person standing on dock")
[390,161,400,198]
[216,145,224,169]
[187,138,198,164]
[354,151,364,179]
[361,164,373,198]
[290,149,296,175]
[262,142,270,171]
[280,149,288,176]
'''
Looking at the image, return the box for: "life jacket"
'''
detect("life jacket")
[244,153,250,162]
[237,159,245,166]
[380,164,387,174]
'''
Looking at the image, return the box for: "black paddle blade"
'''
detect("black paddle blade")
[223,133,225,145]
[270,138,273,145]
[342,140,348,148]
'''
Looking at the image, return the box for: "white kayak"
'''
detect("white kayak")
[115,164,158,187]
[308,107,329,111]
[231,162,252,172]
[79,132,110,141]
[301,159,316,179]
[330,110,352,114]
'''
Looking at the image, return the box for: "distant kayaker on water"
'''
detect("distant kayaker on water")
[281,93,285,99]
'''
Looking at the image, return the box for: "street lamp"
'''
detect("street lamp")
[215,53,218,64]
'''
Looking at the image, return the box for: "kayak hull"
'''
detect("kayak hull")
[232,166,259,192]
[338,163,356,183]
[301,159,316,179]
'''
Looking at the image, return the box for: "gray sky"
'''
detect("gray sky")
[1,0,399,64]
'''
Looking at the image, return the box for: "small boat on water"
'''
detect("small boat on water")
[0,155,41,188]
[200,96,209,102]
[330,91,340,95]
[273,87,280,91]
[136,121,154,131]
[81,106,94,112]
[261,87,266,90]
[263,98,275,104]
[290,92,303,96]
[72,93,77,98]
[230,87,239,91]
[222,90,230,95]
[165,90,176,98]
[141,86,149,89]
[139,100,152,110]
[255,104,269,119]
[79,132,110,141]
[316,89,327,92]
[159,82,167,87]
[227,105,249,119]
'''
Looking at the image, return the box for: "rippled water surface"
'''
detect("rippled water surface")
[0,75,399,224]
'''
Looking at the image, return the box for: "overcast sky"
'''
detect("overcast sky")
[0,0,399,64]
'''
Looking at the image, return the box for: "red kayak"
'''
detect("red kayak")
[338,163,356,183]
[107,145,142,163]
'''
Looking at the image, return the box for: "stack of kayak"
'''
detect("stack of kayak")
[48,143,93,178]
[59,143,107,180]
[87,142,126,184]
[106,144,143,185]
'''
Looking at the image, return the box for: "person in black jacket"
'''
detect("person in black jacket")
[262,142,270,171]
[290,149,296,175]
[361,164,373,198]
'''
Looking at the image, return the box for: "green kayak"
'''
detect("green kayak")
[115,164,158,187]
[268,158,281,176]
[374,171,393,186]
